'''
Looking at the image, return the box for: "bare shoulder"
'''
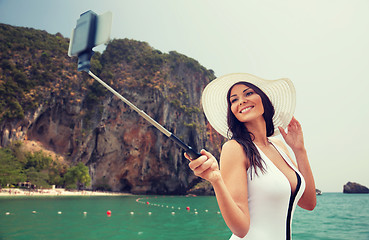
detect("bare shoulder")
[221,139,249,168]
[221,140,245,158]
[222,139,243,151]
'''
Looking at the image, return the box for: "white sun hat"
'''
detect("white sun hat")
[201,73,296,138]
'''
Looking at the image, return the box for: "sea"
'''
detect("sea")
[0,193,368,240]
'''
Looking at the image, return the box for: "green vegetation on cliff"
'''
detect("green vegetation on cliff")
[0,23,71,121]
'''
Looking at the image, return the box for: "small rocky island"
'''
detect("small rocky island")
[343,182,369,193]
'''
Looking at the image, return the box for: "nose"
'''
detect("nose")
[239,97,247,105]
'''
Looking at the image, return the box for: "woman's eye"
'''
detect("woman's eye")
[230,98,238,104]
[245,91,254,97]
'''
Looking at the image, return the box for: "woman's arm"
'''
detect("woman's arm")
[278,117,316,211]
[292,147,316,210]
[185,140,250,238]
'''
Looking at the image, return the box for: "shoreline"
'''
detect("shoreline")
[0,188,132,197]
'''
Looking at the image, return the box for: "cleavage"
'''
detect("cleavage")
[258,144,298,194]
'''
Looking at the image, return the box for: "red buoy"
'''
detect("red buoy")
[107,210,111,216]
[186,206,190,211]
[146,201,150,205]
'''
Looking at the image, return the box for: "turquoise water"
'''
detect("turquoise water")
[0,193,368,240]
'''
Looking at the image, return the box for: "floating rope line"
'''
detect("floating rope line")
[135,196,221,215]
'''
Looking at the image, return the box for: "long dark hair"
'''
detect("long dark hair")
[226,82,275,176]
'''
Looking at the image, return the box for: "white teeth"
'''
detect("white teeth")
[240,107,252,113]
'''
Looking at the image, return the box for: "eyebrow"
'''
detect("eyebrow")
[229,87,251,99]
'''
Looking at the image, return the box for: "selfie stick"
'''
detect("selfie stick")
[68,10,201,159]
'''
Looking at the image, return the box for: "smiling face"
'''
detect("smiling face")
[229,83,265,124]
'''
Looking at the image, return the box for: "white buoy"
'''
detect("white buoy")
[83,212,87,215]
[148,212,152,215]
[32,211,37,214]
[171,212,175,215]
[130,212,134,215]
[194,211,198,215]
[205,209,208,212]
[5,212,10,215]
[57,211,62,214]
[217,211,221,214]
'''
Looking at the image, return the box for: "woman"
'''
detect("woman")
[185,73,316,240]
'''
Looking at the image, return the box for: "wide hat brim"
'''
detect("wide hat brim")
[201,73,296,138]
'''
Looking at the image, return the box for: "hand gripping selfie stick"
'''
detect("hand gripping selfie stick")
[68,10,201,159]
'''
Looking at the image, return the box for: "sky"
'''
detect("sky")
[1,0,368,192]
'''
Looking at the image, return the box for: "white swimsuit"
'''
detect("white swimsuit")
[229,140,306,240]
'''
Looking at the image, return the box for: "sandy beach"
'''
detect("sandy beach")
[0,188,131,196]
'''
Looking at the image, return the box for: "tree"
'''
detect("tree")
[25,167,49,188]
[0,148,26,187]
[25,151,52,170]
[64,162,91,190]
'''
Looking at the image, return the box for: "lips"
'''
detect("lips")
[240,106,254,113]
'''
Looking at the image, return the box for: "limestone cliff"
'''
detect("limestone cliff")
[0,23,224,194]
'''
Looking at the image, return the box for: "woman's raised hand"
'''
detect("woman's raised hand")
[278,116,305,152]
[185,149,221,183]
